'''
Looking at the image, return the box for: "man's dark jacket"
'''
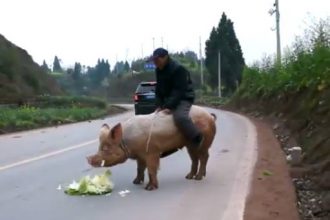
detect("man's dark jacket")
[155,58,195,110]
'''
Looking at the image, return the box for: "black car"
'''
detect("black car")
[134,81,157,115]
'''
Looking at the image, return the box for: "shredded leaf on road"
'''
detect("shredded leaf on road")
[64,170,114,195]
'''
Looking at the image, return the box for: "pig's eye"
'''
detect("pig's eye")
[102,145,110,151]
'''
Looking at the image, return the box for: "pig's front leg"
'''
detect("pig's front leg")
[133,158,146,184]
[145,153,160,191]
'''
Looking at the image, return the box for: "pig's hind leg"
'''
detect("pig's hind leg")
[194,121,215,180]
[195,150,209,180]
[185,147,199,179]
[133,158,146,184]
[195,136,213,180]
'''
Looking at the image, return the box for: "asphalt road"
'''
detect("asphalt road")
[0,106,257,220]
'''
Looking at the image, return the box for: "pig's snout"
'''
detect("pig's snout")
[86,155,100,167]
[86,155,106,167]
[86,156,92,165]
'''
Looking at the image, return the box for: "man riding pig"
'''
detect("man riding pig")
[87,48,216,190]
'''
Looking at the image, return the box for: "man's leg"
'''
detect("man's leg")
[172,101,203,147]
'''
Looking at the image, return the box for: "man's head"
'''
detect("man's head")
[149,48,169,70]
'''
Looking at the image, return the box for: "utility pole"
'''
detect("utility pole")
[199,36,204,86]
[275,0,281,64]
[269,0,281,65]
[218,51,221,98]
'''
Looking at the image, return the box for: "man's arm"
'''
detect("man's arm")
[155,72,164,109]
[163,66,188,110]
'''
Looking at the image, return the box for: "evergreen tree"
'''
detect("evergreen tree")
[205,12,245,95]
[73,62,82,81]
[53,56,62,72]
[131,59,145,72]
[184,51,198,62]
[113,61,125,75]
[88,59,111,86]
[124,61,130,72]
[66,68,74,75]
[41,60,50,73]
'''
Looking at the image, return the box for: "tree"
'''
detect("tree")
[88,59,111,86]
[53,56,62,72]
[205,12,245,95]
[124,61,130,72]
[73,62,82,81]
[184,50,198,62]
[131,59,145,72]
[112,61,125,75]
[41,60,50,73]
[66,68,74,75]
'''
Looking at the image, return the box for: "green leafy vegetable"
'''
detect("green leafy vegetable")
[65,170,113,195]
[262,170,273,176]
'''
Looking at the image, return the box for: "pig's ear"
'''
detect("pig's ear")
[110,123,122,143]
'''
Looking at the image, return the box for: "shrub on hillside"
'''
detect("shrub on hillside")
[236,18,330,99]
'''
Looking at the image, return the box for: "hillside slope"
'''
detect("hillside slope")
[0,34,61,103]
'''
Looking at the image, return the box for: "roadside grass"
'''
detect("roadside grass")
[0,96,125,134]
[0,106,107,133]
[35,95,107,109]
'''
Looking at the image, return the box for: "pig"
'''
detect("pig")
[87,105,217,191]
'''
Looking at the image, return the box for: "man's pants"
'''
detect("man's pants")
[172,100,201,142]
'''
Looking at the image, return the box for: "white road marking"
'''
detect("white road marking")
[221,112,258,220]
[0,139,97,172]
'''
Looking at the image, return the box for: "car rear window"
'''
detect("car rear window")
[136,84,156,93]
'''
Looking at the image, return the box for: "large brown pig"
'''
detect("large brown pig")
[87,105,217,190]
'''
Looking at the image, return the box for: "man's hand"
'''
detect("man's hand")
[155,107,162,113]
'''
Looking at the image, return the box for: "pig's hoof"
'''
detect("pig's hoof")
[145,183,158,191]
[194,174,203,180]
[133,178,144,185]
[185,173,195,180]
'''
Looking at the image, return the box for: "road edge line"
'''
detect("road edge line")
[221,112,258,220]
[0,139,97,172]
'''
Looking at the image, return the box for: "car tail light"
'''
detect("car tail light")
[134,94,138,101]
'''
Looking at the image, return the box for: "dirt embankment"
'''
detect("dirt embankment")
[230,88,330,220]
[244,118,300,220]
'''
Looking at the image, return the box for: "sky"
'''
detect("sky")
[0,0,329,68]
